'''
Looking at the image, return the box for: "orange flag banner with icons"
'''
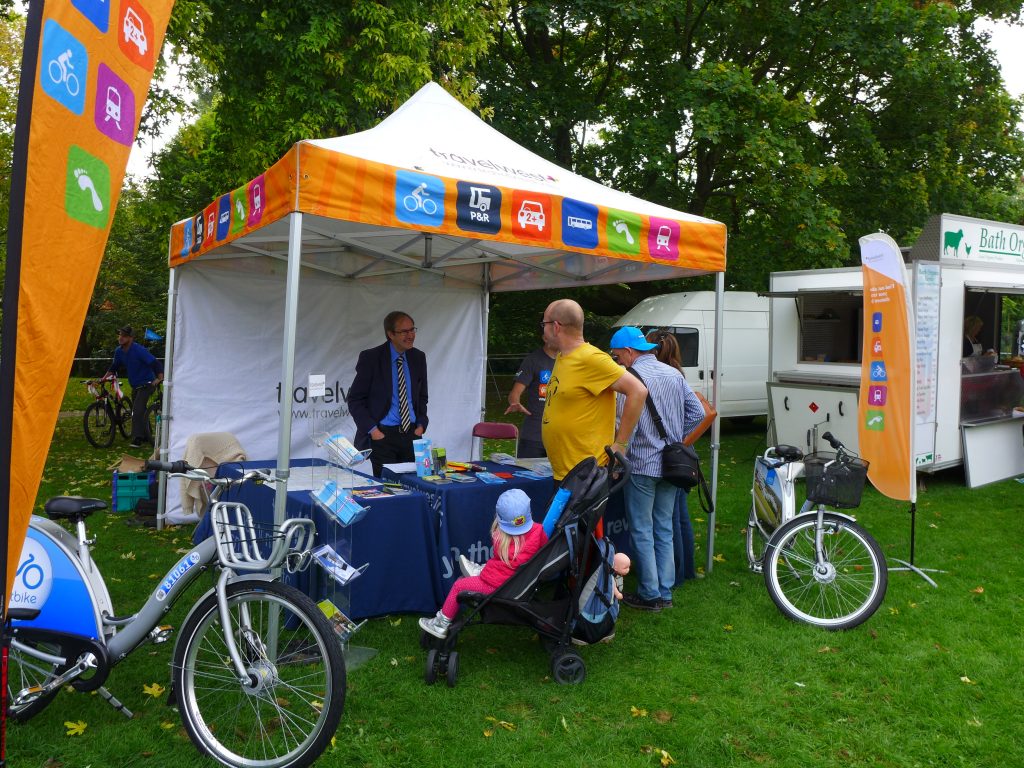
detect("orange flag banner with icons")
[857,233,917,503]
[0,0,175,616]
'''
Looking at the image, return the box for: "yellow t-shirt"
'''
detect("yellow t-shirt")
[542,342,625,480]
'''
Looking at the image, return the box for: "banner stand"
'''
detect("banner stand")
[888,502,945,588]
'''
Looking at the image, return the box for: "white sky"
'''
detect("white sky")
[124,19,1024,178]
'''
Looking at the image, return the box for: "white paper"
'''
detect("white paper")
[308,373,327,398]
[382,462,417,473]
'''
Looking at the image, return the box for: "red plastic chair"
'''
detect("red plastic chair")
[471,422,519,460]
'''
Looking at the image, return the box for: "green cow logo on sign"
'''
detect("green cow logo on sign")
[942,229,973,258]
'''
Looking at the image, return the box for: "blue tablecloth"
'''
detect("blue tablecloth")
[381,462,632,591]
[192,460,443,619]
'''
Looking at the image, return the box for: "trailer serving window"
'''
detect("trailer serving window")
[763,290,864,366]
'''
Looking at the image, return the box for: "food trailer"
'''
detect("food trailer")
[766,213,1024,487]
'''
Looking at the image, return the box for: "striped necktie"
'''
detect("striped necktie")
[396,356,412,431]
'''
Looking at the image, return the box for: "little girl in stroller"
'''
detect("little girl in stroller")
[419,451,630,687]
[419,488,547,639]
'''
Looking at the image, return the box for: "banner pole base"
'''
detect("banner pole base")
[888,558,945,588]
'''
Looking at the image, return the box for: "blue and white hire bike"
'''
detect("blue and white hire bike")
[5,460,345,768]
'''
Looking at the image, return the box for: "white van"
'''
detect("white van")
[614,291,770,417]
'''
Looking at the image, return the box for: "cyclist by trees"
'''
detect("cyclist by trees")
[103,326,162,447]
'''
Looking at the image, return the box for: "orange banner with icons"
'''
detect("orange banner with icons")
[1,0,175,612]
[858,233,916,502]
[168,142,728,273]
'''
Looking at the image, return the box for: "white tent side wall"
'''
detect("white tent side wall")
[162,261,484,521]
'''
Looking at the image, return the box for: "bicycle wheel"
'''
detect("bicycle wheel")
[6,637,66,722]
[83,401,115,448]
[147,401,161,443]
[763,512,887,630]
[115,399,133,440]
[173,580,345,768]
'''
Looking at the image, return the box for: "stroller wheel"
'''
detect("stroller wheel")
[551,650,587,685]
[424,649,439,685]
[445,651,460,688]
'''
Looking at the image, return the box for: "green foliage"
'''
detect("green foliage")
[0,12,25,307]
[479,0,1024,296]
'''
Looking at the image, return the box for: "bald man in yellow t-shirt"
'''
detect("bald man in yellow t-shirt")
[540,299,648,480]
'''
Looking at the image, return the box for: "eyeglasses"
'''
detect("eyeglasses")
[392,327,417,336]
[539,320,557,332]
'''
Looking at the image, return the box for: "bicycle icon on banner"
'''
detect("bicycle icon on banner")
[47,48,80,97]
[403,183,438,215]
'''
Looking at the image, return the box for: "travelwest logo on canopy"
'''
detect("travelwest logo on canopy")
[424,147,557,185]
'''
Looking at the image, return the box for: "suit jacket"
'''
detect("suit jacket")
[348,341,428,449]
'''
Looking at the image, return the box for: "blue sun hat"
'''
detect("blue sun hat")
[609,326,657,351]
[495,488,534,535]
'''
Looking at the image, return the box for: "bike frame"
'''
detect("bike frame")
[10,484,312,702]
[751,450,857,568]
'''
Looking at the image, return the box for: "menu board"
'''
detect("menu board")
[913,262,941,467]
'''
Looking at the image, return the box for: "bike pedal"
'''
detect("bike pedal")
[749,563,763,575]
[150,624,174,644]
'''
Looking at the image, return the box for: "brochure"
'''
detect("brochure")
[312,544,361,586]
[311,480,368,525]
[317,599,362,641]
[475,471,507,485]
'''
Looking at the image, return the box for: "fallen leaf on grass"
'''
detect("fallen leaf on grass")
[64,720,87,736]
[560,715,569,731]
[713,553,725,563]
[484,715,516,731]
[120,551,136,560]
[723,624,733,632]
[142,682,165,698]
[794,682,806,687]
[160,721,176,730]
[960,676,976,685]
[967,717,982,727]
[631,705,648,718]
[971,586,984,594]
[652,710,673,723]
[889,607,900,615]
[729,581,741,587]
[389,658,398,667]
[928,523,938,529]
[388,617,402,627]
[659,749,676,766]
[817,646,839,654]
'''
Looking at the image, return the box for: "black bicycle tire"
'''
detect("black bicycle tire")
[146,401,161,443]
[763,512,887,630]
[115,398,132,440]
[172,580,346,768]
[83,401,115,448]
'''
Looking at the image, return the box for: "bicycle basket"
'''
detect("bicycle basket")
[211,502,314,572]
[803,453,869,508]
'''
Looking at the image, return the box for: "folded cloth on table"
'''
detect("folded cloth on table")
[181,432,246,518]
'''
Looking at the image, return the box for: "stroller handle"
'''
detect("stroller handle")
[604,446,631,495]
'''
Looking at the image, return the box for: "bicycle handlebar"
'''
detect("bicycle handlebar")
[146,459,195,475]
[820,431,843,451]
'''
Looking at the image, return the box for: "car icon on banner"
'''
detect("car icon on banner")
[517,201,545,231]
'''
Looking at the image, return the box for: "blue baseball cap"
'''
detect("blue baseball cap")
[496,488,533,535]
[609,326,657,351]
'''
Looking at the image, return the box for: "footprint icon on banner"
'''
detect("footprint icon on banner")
[65,146,110,228]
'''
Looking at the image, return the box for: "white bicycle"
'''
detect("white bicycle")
[5,461,345,768]
[402,182,438,214]
[746,431,887,630]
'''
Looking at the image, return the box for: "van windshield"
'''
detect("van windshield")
[640,326,699,368]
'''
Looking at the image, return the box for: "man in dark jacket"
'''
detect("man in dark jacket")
[104,326,163,448]
[348,311,428,476]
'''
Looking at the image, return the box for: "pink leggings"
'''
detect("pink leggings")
[441,575,496,619]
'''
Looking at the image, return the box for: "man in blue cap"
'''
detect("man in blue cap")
[609,326,704,612]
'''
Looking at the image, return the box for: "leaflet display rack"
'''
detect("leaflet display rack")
[307,429,376,667]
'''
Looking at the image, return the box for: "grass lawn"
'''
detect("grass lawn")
[6,388,1024,767]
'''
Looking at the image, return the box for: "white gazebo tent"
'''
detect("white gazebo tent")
[161,82,729,571]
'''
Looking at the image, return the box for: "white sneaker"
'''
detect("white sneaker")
[458,554,484,577]
[418,611,452,639]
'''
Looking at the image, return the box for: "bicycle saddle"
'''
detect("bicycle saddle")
[773,445,804,462]
[44,496,107,521]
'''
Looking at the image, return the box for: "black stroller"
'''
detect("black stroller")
[420,449,630,687]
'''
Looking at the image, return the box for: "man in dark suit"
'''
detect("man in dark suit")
[348,311,429,476]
